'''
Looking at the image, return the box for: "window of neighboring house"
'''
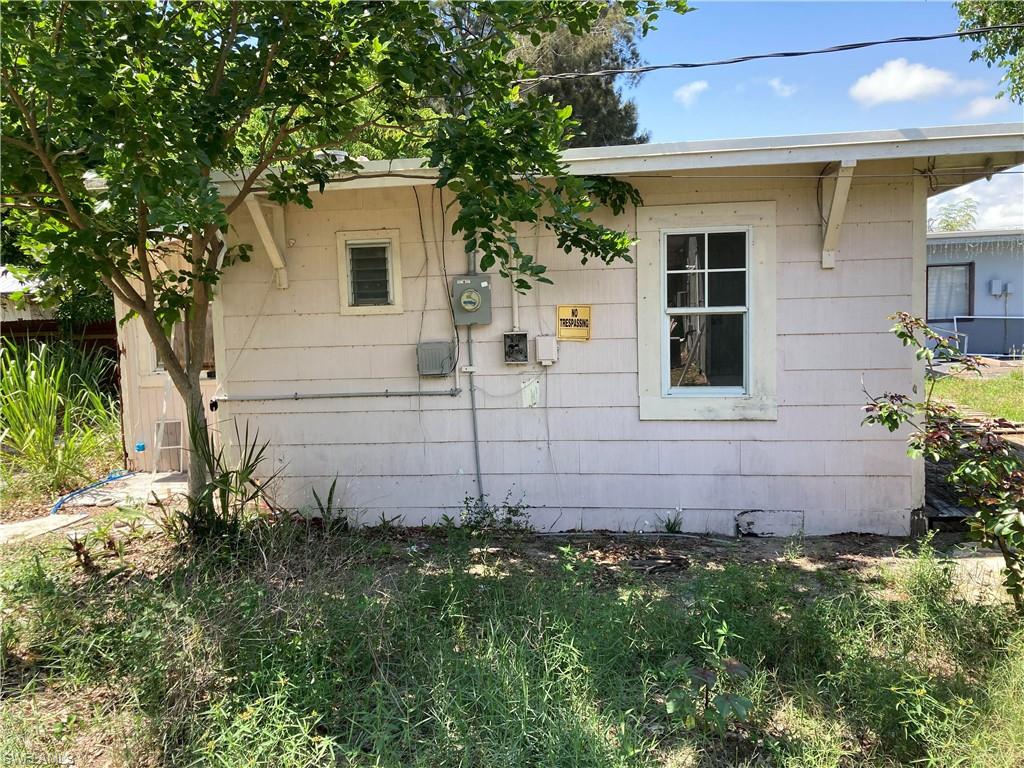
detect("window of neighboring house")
[927,263,973,322]
[636,202,777,421]
[337,229,403,315]
[154,311,216,373]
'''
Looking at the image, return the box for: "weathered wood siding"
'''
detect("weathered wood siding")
[116,300,218,473]
[213,160,925,535]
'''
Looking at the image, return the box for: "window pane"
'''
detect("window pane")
[708,270,745,307]
[349,245,390,306]
[666,233,704,271]
[927,265,970,320]
[707,232,746,269]
[159,315,215,372]
[668,313,744,388]
[667,271,704,308]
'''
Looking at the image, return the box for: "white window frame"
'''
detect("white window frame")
[662,227,750,397]
[336,228,403,315]
[637,202,777,421]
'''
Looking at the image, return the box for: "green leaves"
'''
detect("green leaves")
[864,313,1024,611]
[3,0,678,412]
[956,1,1024,103]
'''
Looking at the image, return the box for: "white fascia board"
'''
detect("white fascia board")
[212,123,1024,194]
[927,228,1024,240]
[564,124,1024,175]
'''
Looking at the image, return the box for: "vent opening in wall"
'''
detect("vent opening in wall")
[155,420,183,472]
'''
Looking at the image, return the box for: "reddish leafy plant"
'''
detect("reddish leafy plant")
[863,313,1024,610]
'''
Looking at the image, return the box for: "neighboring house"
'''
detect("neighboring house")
[119,123,1023,535]
[1,268,117,350]
[926,229,1024,357]
[1,268,53,335]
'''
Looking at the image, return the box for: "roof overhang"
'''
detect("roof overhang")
[214,122,1024,197]
[927,228,1024,241]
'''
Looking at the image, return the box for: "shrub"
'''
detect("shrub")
[863,313,1024,610]
[162,415,278,545]
[461,489,532,532]
[0,340,121,495]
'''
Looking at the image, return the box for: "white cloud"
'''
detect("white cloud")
[766,77,797,98]
[928,166,1024,231]
[849,58,985,106]
[673,80,709,108]
[958,96,1011,119]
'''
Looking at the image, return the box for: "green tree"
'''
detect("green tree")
[516,4,669,147]
[928,197,979,232]
[1,1,681,502]
[957,1,1024,102]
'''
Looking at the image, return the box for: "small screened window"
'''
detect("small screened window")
[927,263,972,321]
[664,230,748,392]
[337,230,403,315]
[348,243,391,306]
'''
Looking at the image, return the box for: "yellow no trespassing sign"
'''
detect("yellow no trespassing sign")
[556,304,591,341]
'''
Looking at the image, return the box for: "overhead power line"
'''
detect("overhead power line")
[516,24,1024,83]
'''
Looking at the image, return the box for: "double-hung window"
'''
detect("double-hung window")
[337,229,404,315]
[637,202,777,421]
[665,230,748,393]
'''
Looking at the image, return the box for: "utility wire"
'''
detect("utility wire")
[516,24,1024,83]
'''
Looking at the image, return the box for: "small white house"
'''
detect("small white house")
[926,229,1024,357]
[118,123,1024,535]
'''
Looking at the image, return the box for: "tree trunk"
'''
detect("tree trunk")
[184,371,209,502]
[184,275,214,503]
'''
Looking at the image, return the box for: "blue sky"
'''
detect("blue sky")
[629,1,1019,141]
[624,1,1023,227]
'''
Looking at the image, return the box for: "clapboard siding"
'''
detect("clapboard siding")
[116,297,220,473]
[212,159,924,534]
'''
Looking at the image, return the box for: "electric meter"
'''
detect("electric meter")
[451,275,492,325]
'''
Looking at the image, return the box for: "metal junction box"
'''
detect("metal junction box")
[451,275,492,325]
[503,331,528,364]
[417,341,455,376]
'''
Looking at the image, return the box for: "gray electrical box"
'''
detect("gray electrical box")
[451,275,492,325]
[417,341,455,376]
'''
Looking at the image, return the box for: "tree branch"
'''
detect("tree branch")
[136,201,156,307]
[1,73,86,228]
[208,0,239,98]
[223,104,301,215]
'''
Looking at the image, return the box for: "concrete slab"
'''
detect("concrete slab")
[945,541,1010,601]
[61,472,188,509]
[0,513,90,545]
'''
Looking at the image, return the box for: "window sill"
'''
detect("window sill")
[640,394,777,421]
[665,386,746,397]
[338,303,404,317]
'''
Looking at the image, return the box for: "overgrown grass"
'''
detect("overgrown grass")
[1,526,1022,767]
[930,369,1024,422]
[0,340,122,505]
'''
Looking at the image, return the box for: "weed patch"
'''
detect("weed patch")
[0,527,1021,767]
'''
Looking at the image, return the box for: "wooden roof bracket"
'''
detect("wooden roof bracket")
[821,160,857,269]
[244,197,289,289]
